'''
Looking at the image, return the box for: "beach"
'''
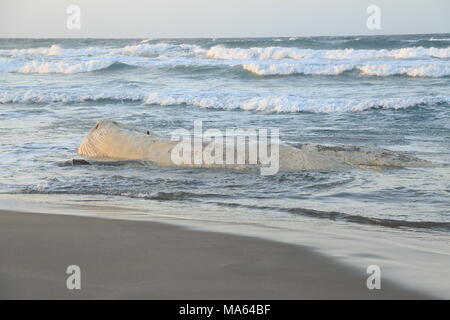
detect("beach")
[1,35,449,300]
[0,209,430,299]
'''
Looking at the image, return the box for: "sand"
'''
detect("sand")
[0,210,430,299]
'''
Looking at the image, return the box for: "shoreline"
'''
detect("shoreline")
[0,209,431,299]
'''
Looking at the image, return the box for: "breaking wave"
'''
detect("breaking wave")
[142,92,449,112]
[205,45,450,60]
[3,43,449,60]
[1,43,450,78]
[0,39,449,79]
[1,57,448,77]
[243,61,450,77]
[0,43,202,59]
[0,57,122,74]
[1,88,448,113]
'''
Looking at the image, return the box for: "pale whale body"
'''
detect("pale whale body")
[76,120,431,172]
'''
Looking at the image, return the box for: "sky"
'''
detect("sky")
[0,0,449,38]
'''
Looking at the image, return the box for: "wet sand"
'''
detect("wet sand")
[0,210,430,299]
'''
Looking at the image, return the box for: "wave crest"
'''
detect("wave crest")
[1,88,447,113]
[1,42,450,77]
[143,92,449,113]
[0,57,118,74]
[244,62,450,77]
[206,45,450,60]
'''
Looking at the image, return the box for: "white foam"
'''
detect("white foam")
[0,43,203,59]
[1,54,448,77]
[0,89,145,103]
[243,63,355,76]
[429,38,450,41]
[1,42,449,77]
[112,43,201,57]
[205,45,450,60]
[3,43,449,61]
[358,63,450,77]
[243,61,450,77]
[1,87,447,113]
[13,44,64,56]
[143,91,449,113]
[1,45,109,57]
[0,57,117,74]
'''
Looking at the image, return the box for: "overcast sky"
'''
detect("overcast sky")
[0,0,449,38]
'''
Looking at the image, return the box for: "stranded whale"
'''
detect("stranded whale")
[76,120,432,173]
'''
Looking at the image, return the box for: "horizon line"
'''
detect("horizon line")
[1,31,449,40]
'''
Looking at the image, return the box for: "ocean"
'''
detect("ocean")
[0,34,449,295]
